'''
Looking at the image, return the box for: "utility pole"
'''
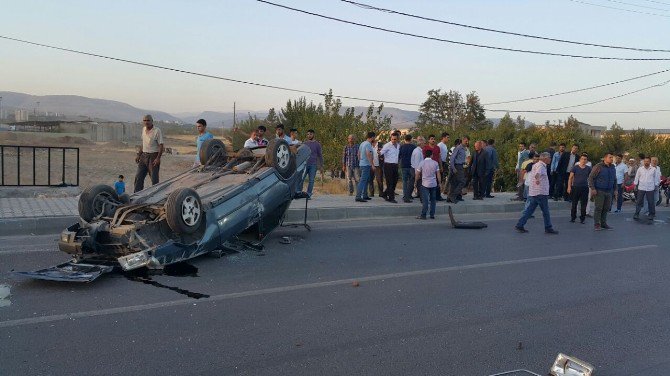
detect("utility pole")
[0,96,3,123]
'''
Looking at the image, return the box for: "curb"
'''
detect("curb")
[0,200,564,236]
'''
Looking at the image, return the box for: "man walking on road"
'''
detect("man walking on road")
[633,156,660,220]
[588,152,617,230]
[342,135,360,196]
[448,136,469,203]
[416,149,440,220]
[380,132,400,203]
[484,139,498,198]
[515,152,558,234]
[399,134,417,203]
[134,114,164,192]
[355,132,375,203]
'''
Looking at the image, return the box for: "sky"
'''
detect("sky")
[1,0,669,128]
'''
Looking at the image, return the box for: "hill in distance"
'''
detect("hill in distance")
[0,91,181,123]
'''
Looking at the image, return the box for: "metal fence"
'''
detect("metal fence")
[0,145,80,186]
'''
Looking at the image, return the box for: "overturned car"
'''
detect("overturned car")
[18,139,310,282]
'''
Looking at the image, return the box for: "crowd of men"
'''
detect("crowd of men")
[130,116,665,233]
[343,131,500,219]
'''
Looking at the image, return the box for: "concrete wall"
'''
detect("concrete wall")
[58,122,142,142]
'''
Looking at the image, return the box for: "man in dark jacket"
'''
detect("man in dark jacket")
[588,152,617,231]
[470,140,489,200]
[484,139,499,198]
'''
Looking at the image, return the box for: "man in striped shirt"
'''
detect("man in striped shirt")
[515,152,558,234]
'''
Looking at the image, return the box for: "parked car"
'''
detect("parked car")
[17,138,310,282]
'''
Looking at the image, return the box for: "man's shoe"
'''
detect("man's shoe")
[515,226,528,233]
[545,228,559,234]
[633,213,640,220]
[614,209,621,213]
[355,198,366,202]
[388,199,398,203]
[362,197,372,201]
[585,214,593,218]
[602,224,613,230]
[348,192,353,196]
[457,198,465,202]
[580,218,585,224]
[485,195,495,198]
[429,215,435,219]
[416,215,427,220]
[594,224,602,231]
[403,199,412,203]
[570,218,576,223]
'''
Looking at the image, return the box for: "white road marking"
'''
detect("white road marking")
[0,244,658,329]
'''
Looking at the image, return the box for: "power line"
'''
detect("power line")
[567,0,670,17]
[256,0,670,60]
[603,0,669,11]
[0,34,419,107]
[541,79,670,110]
[640,0,670,6]
[483,68,670,105]
[341,0,670,52]
[487,109,670,114]
[2,34,669,118]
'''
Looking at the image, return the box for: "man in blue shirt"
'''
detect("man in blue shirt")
[448,136,469,203]
[194,119,214,167]
[355,132,376,202]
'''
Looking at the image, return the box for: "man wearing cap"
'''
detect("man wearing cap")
[275,124,292,143]
[134,114,164,192]
[194,119,214,167]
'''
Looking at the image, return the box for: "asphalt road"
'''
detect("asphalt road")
[1,208,669,376]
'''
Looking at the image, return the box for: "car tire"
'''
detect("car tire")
[119,193,131,204]
[199,139,227,166]
[265,138,296,179]
[165,188,203,234]
[78,184,119,222]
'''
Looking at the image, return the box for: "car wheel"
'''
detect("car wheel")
[165,188,203,234]
[119,193,131,204]
[265,139,296,179]
[199,139,227,166]
[78,184,119,222]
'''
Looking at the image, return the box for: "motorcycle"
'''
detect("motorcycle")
[661,175,670,206]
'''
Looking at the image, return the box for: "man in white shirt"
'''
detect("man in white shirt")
[613,154,628,212]
[437,132,450,198]
[411,136,426,200]
[634,156,660,219]
[380,132,400,203]
[243,129,259,148]
[275,124,292,143]
[134,114,164,192]
[289,128,301,145]
[415,149,440,220]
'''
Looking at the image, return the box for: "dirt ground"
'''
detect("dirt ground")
[0,131,351,197]
[0,131,197,196]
